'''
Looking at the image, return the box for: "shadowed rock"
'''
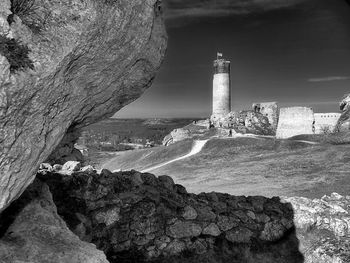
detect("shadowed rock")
[0,179,108,263]
[0,0,167,212]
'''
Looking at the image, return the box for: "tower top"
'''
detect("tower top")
[213,55,230,74]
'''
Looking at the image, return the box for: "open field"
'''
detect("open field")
[102,135,350,199]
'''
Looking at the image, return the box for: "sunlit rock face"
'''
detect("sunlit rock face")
[335,94,350,132]
[284,193,350,263]
[0,0,167,212]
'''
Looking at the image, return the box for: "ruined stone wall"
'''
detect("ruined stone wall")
[252,102,279,130]
[37,169,302,262]
[314,113,341,134]
[276,107,314,139]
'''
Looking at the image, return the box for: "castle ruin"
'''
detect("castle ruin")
[209,54,344,139]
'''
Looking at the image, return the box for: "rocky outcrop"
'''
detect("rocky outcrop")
[162,128,192,146]
[0,0,167,212]
[0,179,108,263]
[229,110,275,135]
[210,110,274,135]
[283,193,350,263]
[37,169,303,263]
[252,102,279,130]
[163,111,274,145]
[334,94,350,132]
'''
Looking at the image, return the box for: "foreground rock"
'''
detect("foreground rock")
[284,193,350,263]
[2,168,349,262]
[0,180,108,263]
[0,0,167,212]
[37,169,303,262]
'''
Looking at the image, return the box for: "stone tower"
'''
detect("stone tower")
[211,55,231,124]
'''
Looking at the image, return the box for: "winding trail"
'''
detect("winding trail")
[142,139,209,173]
[292,140,319,145]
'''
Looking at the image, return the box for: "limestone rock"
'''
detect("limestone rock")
[225,227,254,243]
[212,110,275,135]
[260,222,286,241]
[81,165,96,173]
[167,220,202,238]
[217,215,239,231]
[158,175,175,191]
[39,162,53,172]
[182,205,198,220]
[94,207,120,226]
[0,180,108,263]
[283,193,350,262]
[165,240,186,254]
[252,102,279,130]
[0,0,167,212]
[62,161,81,172]
[202,223,221,236]
[334,93,350,132]
[162,128,192,146]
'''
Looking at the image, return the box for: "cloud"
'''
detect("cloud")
[308,76,350,82]
[163,0,308,22]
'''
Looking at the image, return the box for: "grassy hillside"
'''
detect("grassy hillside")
[103,139,193,171]
[102,136,350,199]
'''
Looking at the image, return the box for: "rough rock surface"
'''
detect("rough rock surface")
[229,110,274,135]
[283,193,350,263]
[252,102,279,130]
[210,110,274,135]
[0,179,108,263]
[162,128,192,146]
[37,169,303,263]
[164,111,274,145]
[0,0,167,212]
[335,94,350,132]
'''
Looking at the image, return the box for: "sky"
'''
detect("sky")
[115,0,350,118]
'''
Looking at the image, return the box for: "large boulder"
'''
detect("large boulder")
[283,193,350,263]
[0,179,108,263]
[232,110,274,135]
[0,0,167,212]
[252,102,279,130]
[334,94,350,132]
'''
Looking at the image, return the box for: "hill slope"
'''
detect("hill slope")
[102,136,350,198]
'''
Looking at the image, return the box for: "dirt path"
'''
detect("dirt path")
[142,140,209,173]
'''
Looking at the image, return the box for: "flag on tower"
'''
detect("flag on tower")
[217,52,223,59]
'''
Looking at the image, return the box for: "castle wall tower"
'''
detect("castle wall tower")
[212,57,231,123]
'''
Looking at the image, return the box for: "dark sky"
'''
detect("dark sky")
[116,0,350,118]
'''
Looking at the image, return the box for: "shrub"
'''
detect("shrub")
[320,125,332,135]
[0,35,34,72]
